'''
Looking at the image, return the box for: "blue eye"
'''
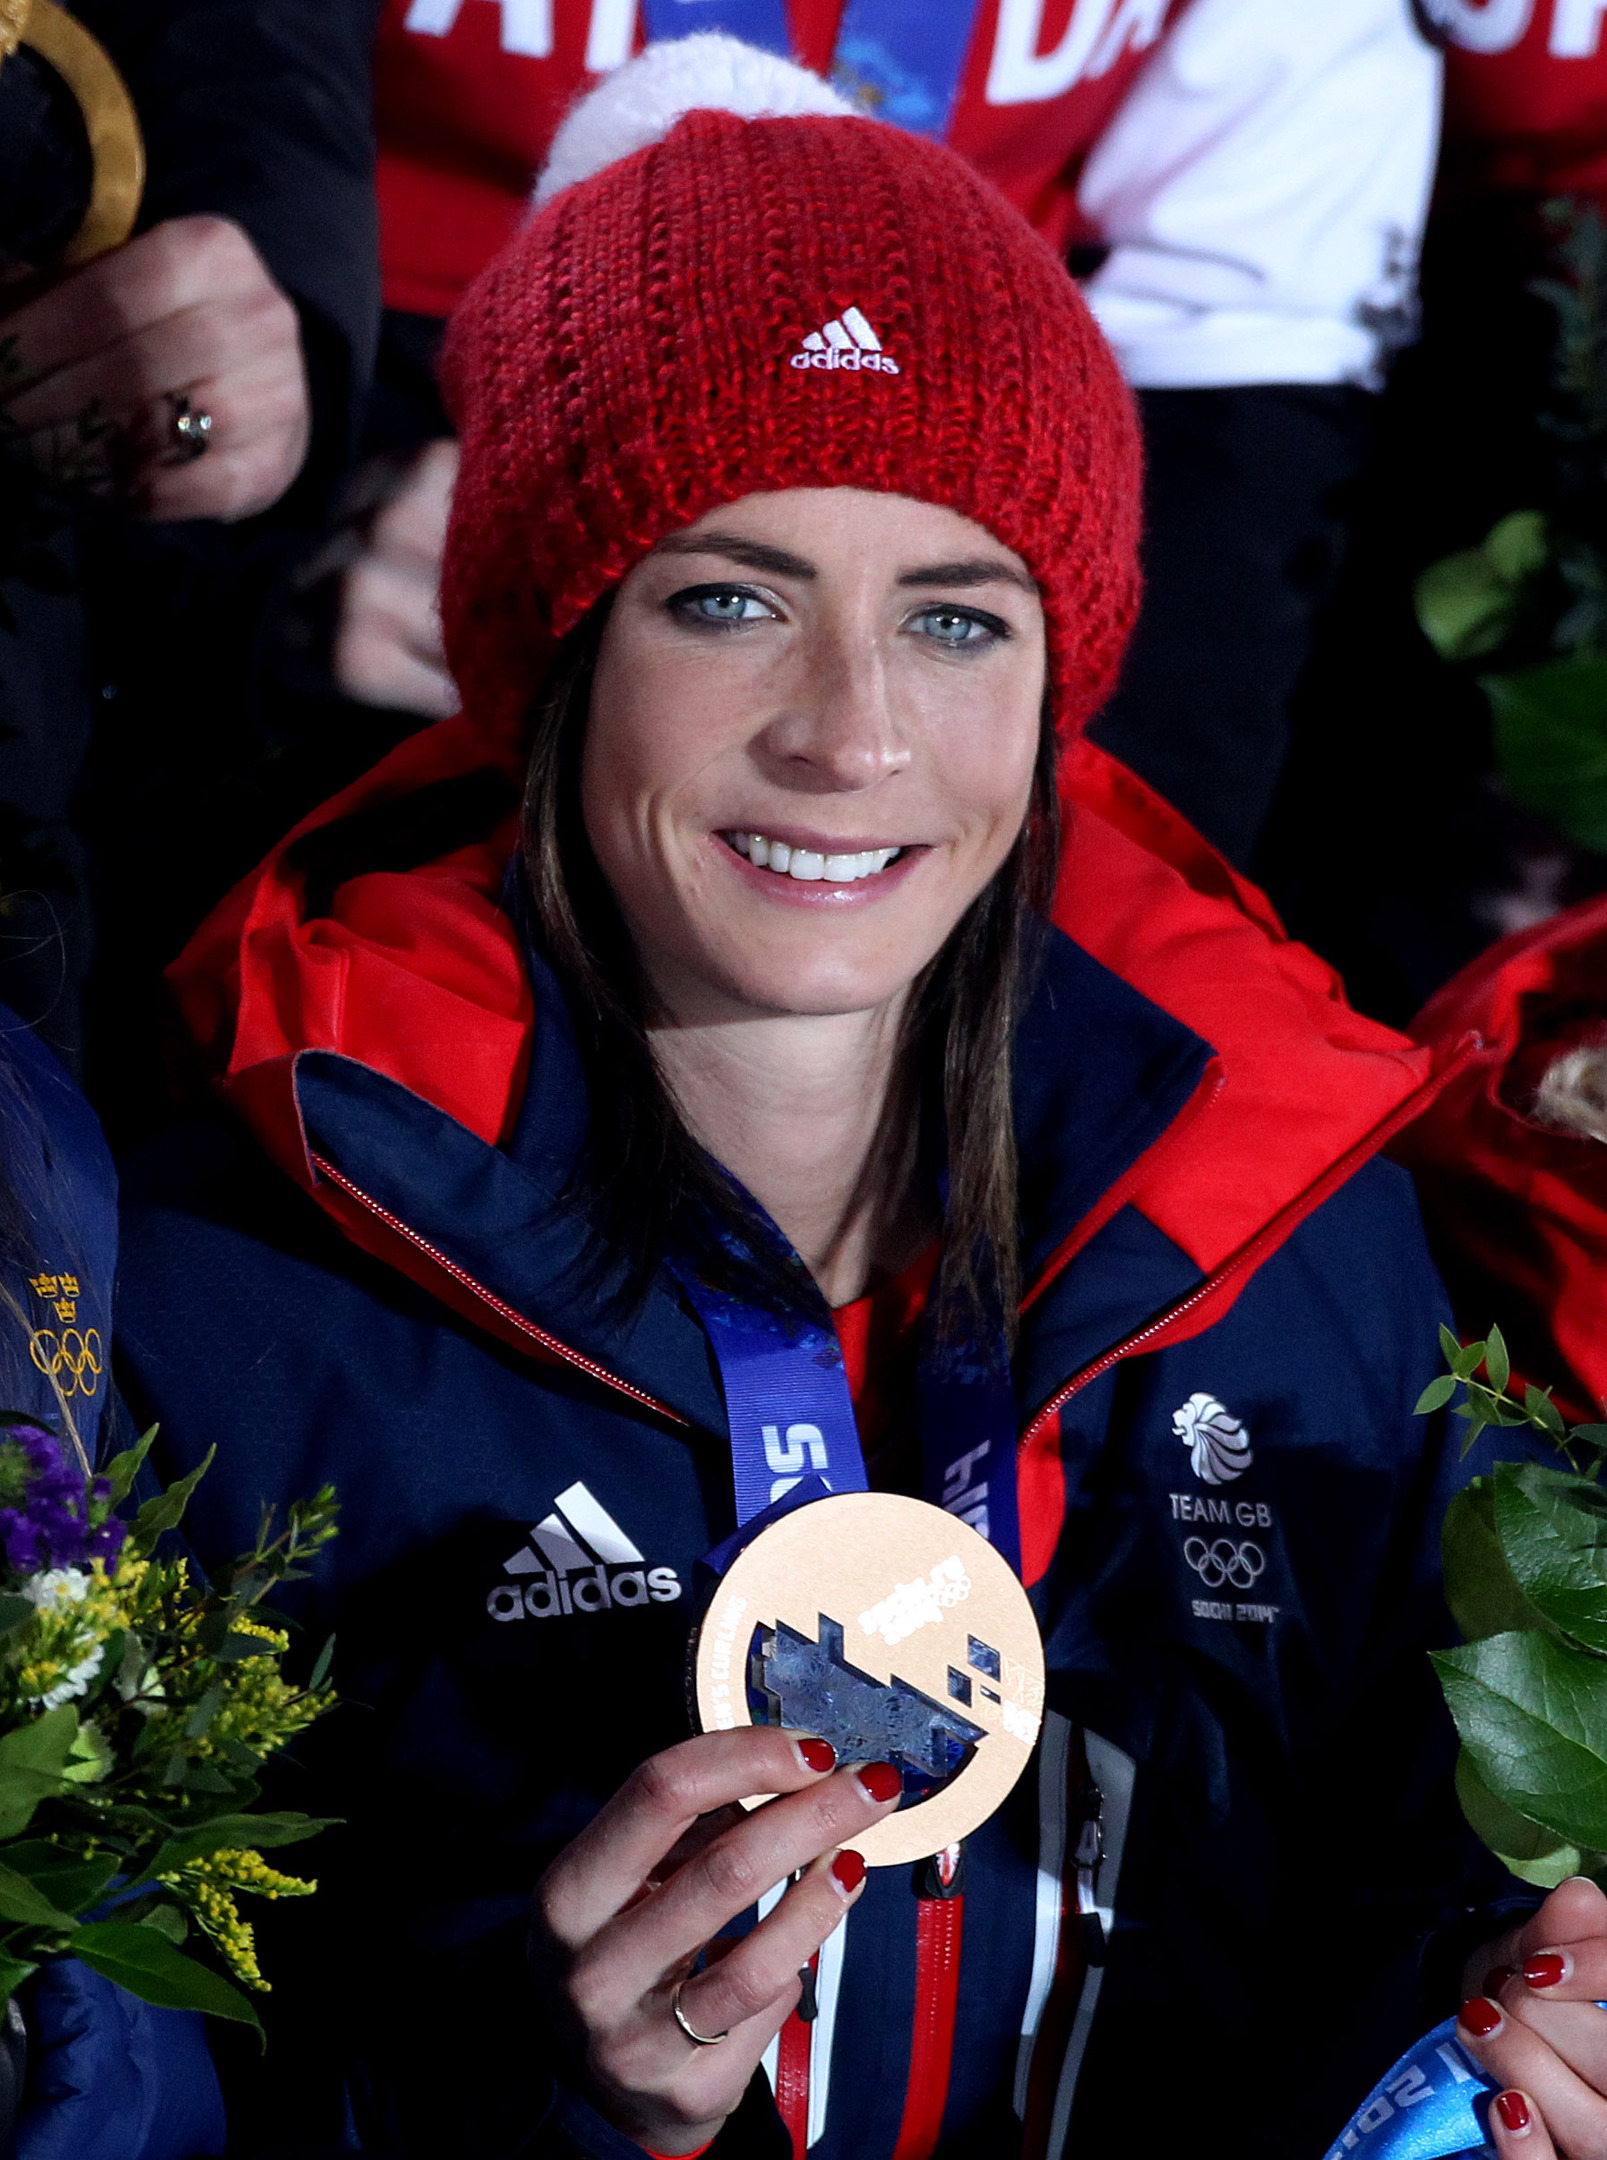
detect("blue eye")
[670,584,776,628]
[910,605,1007,649]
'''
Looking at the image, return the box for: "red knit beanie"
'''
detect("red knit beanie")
[440,37,1141,755]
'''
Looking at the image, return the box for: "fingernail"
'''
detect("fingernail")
[830,1849,866,1896]
[796,1737,836,1775]
[1495,2089,1532,2135]
[1460,1996,1504,2038]
[856,1761,901,1805]
[1522,1950,1571,1989]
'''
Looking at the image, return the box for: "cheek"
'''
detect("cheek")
[935,690,1042,859]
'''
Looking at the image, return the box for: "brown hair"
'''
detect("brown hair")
[520,602,1060,1340]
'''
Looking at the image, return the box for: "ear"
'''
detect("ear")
[533,32,858,209]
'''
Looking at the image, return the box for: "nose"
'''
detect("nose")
[754,623,913,794]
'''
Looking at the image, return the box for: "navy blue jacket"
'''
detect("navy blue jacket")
[114,914,1503,2160]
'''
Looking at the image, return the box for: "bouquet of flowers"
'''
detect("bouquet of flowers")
[1423,1327,1607,1888]
[0,1415,338,2030]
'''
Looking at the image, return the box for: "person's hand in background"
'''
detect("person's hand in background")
[0,214,308,521]
[333,436,458,719]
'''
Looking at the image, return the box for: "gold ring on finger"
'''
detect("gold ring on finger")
[671,1978,728,2047]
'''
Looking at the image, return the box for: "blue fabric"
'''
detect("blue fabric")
[0,1007,116,1445]
[15,1959,224,2160]
[1322,2017,1495,2160]
[114,926,1510,2160]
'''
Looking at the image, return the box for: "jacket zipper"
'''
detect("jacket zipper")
[1017,1031,1483,1446]
[310,1155,695,1429]
[888,1889,966,2160]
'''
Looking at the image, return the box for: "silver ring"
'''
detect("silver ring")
[168,396,213,462]
[671,1978,728,2047]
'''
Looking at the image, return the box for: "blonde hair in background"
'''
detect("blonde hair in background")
[1535,1040,1607,1146]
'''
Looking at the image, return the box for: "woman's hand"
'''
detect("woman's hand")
[530,1728,899,2156]
[1458,1877,1607,2156]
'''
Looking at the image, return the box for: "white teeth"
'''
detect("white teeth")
[728,832,902,882]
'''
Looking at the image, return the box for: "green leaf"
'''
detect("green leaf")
[1486,656,1607,855]
[1526,1385,1568,1438]
[98,1427,156,1508]
[1443,1478,1551,1641]
[308,1634,335,1692]
[1486,1326,1512,1393]
[0,1861,76,1931]
[1494,1461,1607,1650]
[126,1810,337,1890]
[1416,514,1549,662]
[1440,1322,1466,1367]
[1433,1628,1607,1849]
[136,1902,188,1945]
[1452,1338,1489,1381]
[0,1844,116,1918]
[0,1955,36,2006]
[1570,1423,1607,1456]
[0,1708,78,1837]
[129,1446,215,1553]
[1455,1749,1589,1888]
[1416,1373,1459,1415]
[72,1921,259,2027]
[0,1597,34,1637]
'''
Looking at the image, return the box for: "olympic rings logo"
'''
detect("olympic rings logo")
[29,1328,103,1398]
[1183,1537,1265,1590]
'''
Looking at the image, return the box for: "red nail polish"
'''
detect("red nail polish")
[1495,2090,1532,2133]
[856,1761,901,1805]
[1460,1997,1503,2038]
[797,1738,836,1774]
[1483,1964,1514,1998]
[1522,1952,1568,1990]
[831,1849,866,1894]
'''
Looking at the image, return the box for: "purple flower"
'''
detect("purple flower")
[0,1424,125,1577]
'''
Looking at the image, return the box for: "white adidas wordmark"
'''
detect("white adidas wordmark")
[489,1480,682,1621]
[791,305,901,376]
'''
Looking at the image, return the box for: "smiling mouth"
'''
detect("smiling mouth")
[722,831,905,884]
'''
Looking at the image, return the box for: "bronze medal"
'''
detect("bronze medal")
[691,1490,1044,1866]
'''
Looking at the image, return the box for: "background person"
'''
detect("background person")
[118,41,1518,2160]
[0,0,380,1122]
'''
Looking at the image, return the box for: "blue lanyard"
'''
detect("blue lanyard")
[670,1208,1021,1575]
[638,0,982,140]
[1322,2016,1503,2159]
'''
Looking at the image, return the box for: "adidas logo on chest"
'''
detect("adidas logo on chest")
[791,305,901,375]
[487,1481,683,1622]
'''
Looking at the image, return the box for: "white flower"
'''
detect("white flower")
[22,1569,89,1612]
[35,1642,104,1711]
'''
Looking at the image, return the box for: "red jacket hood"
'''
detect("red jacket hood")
[1397,894,1607,1420]
[169,718,1466,1333]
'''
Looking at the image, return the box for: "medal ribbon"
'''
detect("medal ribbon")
[639,0,982,139]
[670,1210,1021,1574]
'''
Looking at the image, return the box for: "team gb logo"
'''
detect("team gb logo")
[1174,1393,1253,1486]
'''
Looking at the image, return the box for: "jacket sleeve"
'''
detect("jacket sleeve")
[14,1957,225,2160]
[72,0,384,489]
[1077,0,1442,389]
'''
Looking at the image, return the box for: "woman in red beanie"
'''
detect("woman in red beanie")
[116,40,1520,2160]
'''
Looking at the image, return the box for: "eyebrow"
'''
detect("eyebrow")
[655,533,1037,595]
[654,533,817,579]
[896,558,1038,596]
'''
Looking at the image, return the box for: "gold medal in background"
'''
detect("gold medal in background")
[691,1491,1044,1867]
[1,0,145,269]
